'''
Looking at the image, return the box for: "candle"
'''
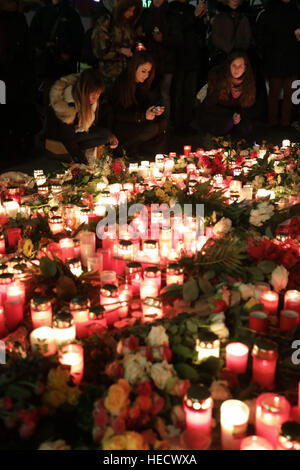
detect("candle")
[220,400,249,450]
[183,385,213,450]
[37,185,49,198]
[88,305,107,331]
[66,258,83,277]
[282,139,290,148]
[251,340,278,390]
[280,310,299,332]
[129,163,139,174]
[0,273,14,306]
[6,227,21,248]
[87,252,103,274]
[166,263,184,286]
[100,284,120,325]
[5,282,24,331]
[142,297,163,321]
[277,421,300,450]
[3,199,19,218]
[143,240,159,262]
[229,180,242,199]
[59,344,84,385]
[249,310,268,332]
[70,296,90,338]
[59,238,75,262]
[256,393,291,448]
[140,280,159,300]
[30,297,52,329]
[284,290,300,315]
[79,231,95,267]
[125,262,143,296]
[195,332,220,363]
[240,435,274,450]
[0,306,6,338]
[53,311,76,348]
[225,342,249,374]
[30,326,57,356]
[100,270,118,287]
[98,248,111,271]
[49,216,64,235]
[0,234,5,255]
[254,282,270,300]
[184,145,191,156]
[118,284,132,318]
[5,186,21,204]
[260,290,279,315]
[144,267,161,291]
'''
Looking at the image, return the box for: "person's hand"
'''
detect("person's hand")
[195,1,207,18]
[119,47,133,58]
[109,135,119,148]
[153,31,163,42]
[233,113,241,125]
[146,106,156,120]
[153,105,165,116]
[294,28,300,42]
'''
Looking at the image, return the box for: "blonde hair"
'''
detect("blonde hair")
[72,68,105,132]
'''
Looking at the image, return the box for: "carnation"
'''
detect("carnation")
[123,353,150,385]
[271,265,289,292]
[213,217,232,239]
[150,361,176,390]
[146,326,169,348]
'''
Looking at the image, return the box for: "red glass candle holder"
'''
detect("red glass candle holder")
[251,340,278,390]
[6,227,21,248]
[279,310,299,332]
[249,310,268,332]
[284,290,300,315]
[183,385,213,450]
[260,290,279,315]
[256,393,291,448]
[225,342,249,374]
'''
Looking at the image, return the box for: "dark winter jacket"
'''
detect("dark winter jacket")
[137,0,183,75]
[256,0,300,77]
[45,74,111,163]
[211,2,253,55]
[168,0,207,72]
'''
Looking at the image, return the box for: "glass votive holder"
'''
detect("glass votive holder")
[87,252,103,273]
[194,331,220,363]
[66,258,83,277]
[30,326,57,356]
[125,262,143,296]
[30,297,52,329]
[220,400,249,450]
[79,231,96,268]
[284,290,300,315]
[166,263,184,286]
[144,266,161,290]
[142,297,163,321]
[183,384,213,450]
[251,340,278,390]
[249,310,268,332]
[100,270,118,286]
[70,295,90,338]
[254,282,270,301]
[240,435,274,450]
[225,342,249,374]
[53,311,76,349]
[260,290,279,316]
[49,216,64,235]
[277,421,300,450]
[279,310,299,332]
[255,393,291,448]
[140,280,159,300]
[59,343,84,385]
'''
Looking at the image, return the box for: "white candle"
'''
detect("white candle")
[140,281,159,300]
[3,199,19,218]
[59,344,84,385]
[240,435,274,450]
[30,327,57,356]
[221,400,249,450]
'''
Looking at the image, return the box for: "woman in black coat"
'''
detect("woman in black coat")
[201,50,256,137]
[257,0,300,127]
[110,51,168,160]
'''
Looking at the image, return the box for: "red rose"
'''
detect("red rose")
[137,395,152,412]
[235,155,245,166]
[214,299,228,313]
[281,250,299,269]
[124,335,140,353]
[94,409,109,428]
[113,161,122,175]
[163,344,172,362]
[137,381,152,396]
[112,416,126,434]
[150,394,165,415]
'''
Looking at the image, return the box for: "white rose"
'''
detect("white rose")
[250,202,274,227]
[150,361,176,390]
[213,217,232,239]
[210,312,226,323]
[238,283,255,301]
[123,353,149,384]
[38,440,71,450]
[210,322,229,340]
[146,325,169,348]
[271,265,289,292]
[209,380,231,401]
[274,164,284,174]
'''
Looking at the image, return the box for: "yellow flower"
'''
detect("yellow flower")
[23,239,34,258]
[47,367,69,390]
[104,381,129,415]
[125,432,149,450]
[43,389,67,408]
[102,434,128,451]
[67,387,81,406]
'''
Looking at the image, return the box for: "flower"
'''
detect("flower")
[213,218,232,239]
[146,325,169,348]
[209,380,231,401]
[210,322,229,340]
[150,361,176,390]
[43,389,67,408]
[171,405,186,428]
[102,433,127,450]
[123,353,150,385]
[271,265,289,292]
[104,379,130,415]
[47,367,69,390]
[250,201,274,227]
[102,431,148,450]
[113,161,122,175]
[23,239,34,258]
[125,431,148,450]
[38,440,71,450]
[238,283,256,300]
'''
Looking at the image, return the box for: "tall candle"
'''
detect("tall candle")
[144,267,161,291]
[0,306,6,338]
[3,199,19,218]
[0,273,14,306]
[118,284,132,318]
[251,341,278,390]
[100,284,120,325]
[279,310,299,332]
[184,145,191,156]
[256,393,291,448]
[166,264,184,286]
[30,297,52,329]
[183,385,213,450]
[70,296,90,338]
[240,435,274,450]
[59,238,75,262]
[261,291,279,315]
[220,400,249,450]
[0,234,5,255]
[284,290,300,315]
[140,281,159,300]
[59,344,84,385]
[30,326,57,356]
[79,231,95,267]
[249,310,268,332]
[225,342,249,374]
[5,282,24,331]
[49,216,64,235]
[125,262,143,296]
[53,312,76,349]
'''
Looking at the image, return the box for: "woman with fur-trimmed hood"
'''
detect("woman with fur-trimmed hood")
[45,68,118,164]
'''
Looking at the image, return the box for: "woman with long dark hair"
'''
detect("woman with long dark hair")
[92,0,143,87]
[45,67,118,164]
[110,51,168,159]
[201,50,256,136]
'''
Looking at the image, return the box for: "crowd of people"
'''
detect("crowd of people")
[0,0,300,166]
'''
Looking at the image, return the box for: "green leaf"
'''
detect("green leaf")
[183,278,199,303]
[198,276,213,294]
[257,261,277,274]
[175,362,200,382]
[172,344,193,360]
[204,270,216,281]
[39,257,57,278]
[186,320,198,334]
[265,226,273,239]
